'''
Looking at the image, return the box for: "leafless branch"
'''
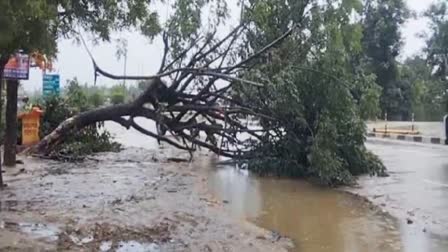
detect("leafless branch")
[158,32,169,73]
[32,23,296,160]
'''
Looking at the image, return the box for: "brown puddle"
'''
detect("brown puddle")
[207,164,448,252]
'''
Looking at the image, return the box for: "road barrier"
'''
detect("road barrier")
[367,132,445,145]
[372,128,420,135]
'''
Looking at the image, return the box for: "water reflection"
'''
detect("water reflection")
[207,164,448,252]
[210,168,262,219]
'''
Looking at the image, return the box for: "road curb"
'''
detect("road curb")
[367,132,446,145]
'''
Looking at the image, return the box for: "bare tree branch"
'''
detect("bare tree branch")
[158,32,169,73]
[30,23,297,160]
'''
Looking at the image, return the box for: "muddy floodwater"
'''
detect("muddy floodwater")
[207,164,448,252]
[108,120,448,252]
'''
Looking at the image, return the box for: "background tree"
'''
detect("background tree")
[65,78,89,111]
[425,1,448,79]
[361,0,410,120]
[0,0,57,167]
[0,0,188,169]
[400,57,446,121]
[88,91,105,108]
[423,1,448,116]
[109,85,127,105]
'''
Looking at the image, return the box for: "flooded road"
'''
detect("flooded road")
[3,119,447,251]
[207,163,448,252]
[0,148,291,251]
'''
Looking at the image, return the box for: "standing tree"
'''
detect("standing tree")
[362,0,410,120]
[0,0,174,169]
[424,1,448,116]
[425,1,448,81]
[0,0,56,167]
[400,57,446,121]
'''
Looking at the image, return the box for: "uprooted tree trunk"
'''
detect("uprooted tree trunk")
[27,25,296,159]
[29,79,180,154]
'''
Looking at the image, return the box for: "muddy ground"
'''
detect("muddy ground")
[0,146,292,251]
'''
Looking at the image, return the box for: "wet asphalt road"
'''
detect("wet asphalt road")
[362,138,448,236]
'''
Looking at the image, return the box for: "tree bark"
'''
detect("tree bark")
[29,103,137,154]
[0,56,7,187]
[4,79,18,167]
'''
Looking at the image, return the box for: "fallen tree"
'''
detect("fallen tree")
[28,25,291,158]
[26,0,388,186]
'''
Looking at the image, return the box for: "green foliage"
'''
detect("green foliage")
[65,78,89,111]
[401,57,446,121]
[362,0,410,120]
[358,75,382,120]
[0,0,58,57]
[56,124,121,158]
[422,1,448,116]
[40,96,71,136]
[38,79,121,158]
[425,1,448,79]
[237,0,385,186]
[109,85,127,105]
[0,0,164,63]
[56,0,161,41]
[88,92,105,108]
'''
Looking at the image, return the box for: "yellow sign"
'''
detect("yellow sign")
[18,107,43,146]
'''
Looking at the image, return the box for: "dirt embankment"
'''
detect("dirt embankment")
[0,147,292,251]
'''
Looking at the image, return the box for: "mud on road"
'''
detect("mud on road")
[0,147,292,251]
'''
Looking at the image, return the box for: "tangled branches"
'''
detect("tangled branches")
[29,25,296,159]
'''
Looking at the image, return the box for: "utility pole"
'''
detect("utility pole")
[0,54,10,188]
[123,49,127,87]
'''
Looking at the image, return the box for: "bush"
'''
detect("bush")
[110,85,126,104]
[88,92,105,107]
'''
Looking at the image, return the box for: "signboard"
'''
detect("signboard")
[43,74,60,97]
[4,53,30,80]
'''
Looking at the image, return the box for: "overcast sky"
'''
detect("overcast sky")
[22,0,436,93]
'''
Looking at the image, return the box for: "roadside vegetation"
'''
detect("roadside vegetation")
[31,79,121,160]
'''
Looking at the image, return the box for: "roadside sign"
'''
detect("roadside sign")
[43,74,60,97]
[4,53,30,80]
[18,107,43,145]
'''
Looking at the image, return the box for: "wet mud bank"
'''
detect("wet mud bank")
[0,147,292,251]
